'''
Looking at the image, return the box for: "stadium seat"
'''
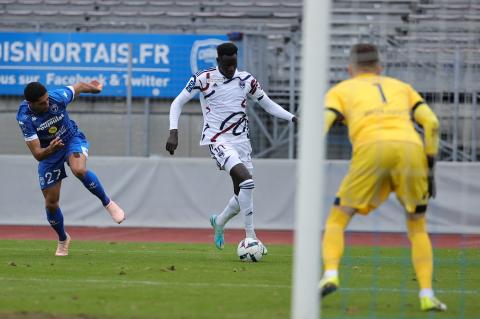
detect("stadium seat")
[139,10,166,17]
[228,1,252,7]
[60,10,85,17]
[435,14,463,21]
[113,10,139,17]
[97,0,121,5]
[246,11,273,18]
[255,1,277,7]
[6,9,31,16]
[465,15,480,22]
[417,4,441,10]
[201,1,225,7]
[72,0,95,4]
[408,14,435,21]
[44,0,68,4]
[175,0,198,6]
[87,11,111,16]
[123,0,148,6]
[36,10,59,16]
[219,11,246,18]
[193,11,219,18]
[18,0,42,4]
[273,12,300,19]
[281,1,302,9]
[165,11,191,17]
[148,0,173,6]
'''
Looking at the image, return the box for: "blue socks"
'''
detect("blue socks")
[46,208,67,241]
[79,170,110,206]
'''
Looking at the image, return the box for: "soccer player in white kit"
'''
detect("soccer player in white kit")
[166,42,298,250]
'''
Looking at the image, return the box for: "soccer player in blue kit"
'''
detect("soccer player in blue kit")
[16,81,126,256]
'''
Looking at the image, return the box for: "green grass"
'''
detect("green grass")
[0,240,478,319]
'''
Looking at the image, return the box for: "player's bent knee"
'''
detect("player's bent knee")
[230,163,252,182]
[71,167,87,178]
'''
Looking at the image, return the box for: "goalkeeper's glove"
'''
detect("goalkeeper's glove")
[427,156,436,198]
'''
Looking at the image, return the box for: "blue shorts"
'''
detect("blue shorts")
[38,132,89,190]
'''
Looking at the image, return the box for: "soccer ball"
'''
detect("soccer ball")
[237,238,265,262]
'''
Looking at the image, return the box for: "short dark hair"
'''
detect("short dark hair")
[217,42,238,58]
[350,43,379,67]
[24,82,47,102]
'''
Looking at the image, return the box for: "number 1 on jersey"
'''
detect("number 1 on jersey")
[374,83,387,104]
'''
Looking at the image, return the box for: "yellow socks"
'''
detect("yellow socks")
[322,206,352,271]
[407,217,433,290]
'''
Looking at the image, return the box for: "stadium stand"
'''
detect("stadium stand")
[0,0,478,160]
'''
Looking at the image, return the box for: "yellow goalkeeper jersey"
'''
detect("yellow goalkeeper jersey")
[325,73,424,150]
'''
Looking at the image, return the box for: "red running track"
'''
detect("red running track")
[0,225,478,248]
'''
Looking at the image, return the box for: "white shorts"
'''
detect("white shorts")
[208,140,253,174]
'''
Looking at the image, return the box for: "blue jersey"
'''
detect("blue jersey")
[16,86,80,148]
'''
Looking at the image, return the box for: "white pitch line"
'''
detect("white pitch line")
[1,247,477,261]
[0,277,477,295]
[0,277,290,289]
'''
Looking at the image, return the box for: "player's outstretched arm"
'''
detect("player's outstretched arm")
[72,80,103,97]
[256,94,295,122]
[26,137,65,161]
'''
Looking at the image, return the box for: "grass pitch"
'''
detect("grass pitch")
[0,240,478,319]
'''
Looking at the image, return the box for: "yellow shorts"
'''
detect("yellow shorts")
[336,141,429,214]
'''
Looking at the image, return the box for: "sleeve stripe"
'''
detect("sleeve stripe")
[412,101,425,112]
[66,85,75,102]
[24,134,38,142]
[326,107,344,121]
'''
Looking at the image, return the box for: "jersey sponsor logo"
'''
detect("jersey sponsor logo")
[36,114,65,131]
[190,38,224,73]
[48,126,58,134]
[186,79,196,92]
[50,103,59,113]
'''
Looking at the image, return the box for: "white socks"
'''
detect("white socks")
[324,270,338,279]
[238,179,256,238]
[419,288,434,298]
[215,195,240,226]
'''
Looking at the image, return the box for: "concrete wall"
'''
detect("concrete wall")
[1,155,479,234]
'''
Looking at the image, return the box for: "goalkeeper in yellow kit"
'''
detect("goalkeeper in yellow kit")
[319,43,446,312]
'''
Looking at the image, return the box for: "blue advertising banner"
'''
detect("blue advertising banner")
[0,32,229,97]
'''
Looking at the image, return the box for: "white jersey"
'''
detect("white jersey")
[169,66,294,146]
